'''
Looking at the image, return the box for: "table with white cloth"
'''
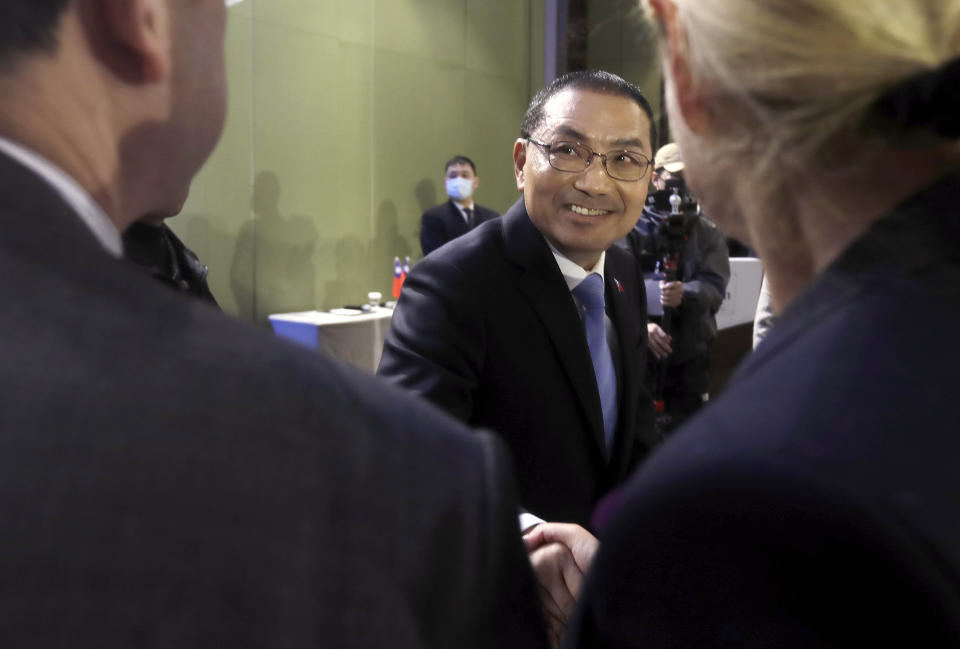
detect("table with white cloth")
[268,307,394,373]
[711,257,765,394]
[717,258,764,330]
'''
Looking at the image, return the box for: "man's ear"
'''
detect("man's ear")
[513,139,528,192]
[98,0,171,82]
[648,0,710,134]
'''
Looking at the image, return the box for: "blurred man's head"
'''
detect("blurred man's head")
[514,71,655,269]
[0,0,228,229]
[652,142,684,190]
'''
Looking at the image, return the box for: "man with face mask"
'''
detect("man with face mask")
[420,155,500,257]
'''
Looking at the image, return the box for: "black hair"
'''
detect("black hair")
[444,155,477,175]
[0,0,69,66]
[520,70,657,151]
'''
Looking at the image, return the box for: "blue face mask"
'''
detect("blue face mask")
[445,176,474,201]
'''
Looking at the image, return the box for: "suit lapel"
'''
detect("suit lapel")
[604,249,644,474]
[501,199,607,453]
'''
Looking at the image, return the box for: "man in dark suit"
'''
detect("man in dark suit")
[419,155,499,256]
[0,2,546,647]
[380,71,658,530]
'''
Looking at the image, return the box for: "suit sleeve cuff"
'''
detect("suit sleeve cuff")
[519,512,546,533]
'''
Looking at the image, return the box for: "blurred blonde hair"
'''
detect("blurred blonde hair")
[644,0,960,196]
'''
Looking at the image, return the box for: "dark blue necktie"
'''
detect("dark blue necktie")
[572,273,617,451]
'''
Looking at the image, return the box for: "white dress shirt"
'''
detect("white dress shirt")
[549,246,606,295]
[452,200,476,224]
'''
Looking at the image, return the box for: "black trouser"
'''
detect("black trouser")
[649,354,709,435]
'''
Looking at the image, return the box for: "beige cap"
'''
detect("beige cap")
[654,142,685,173]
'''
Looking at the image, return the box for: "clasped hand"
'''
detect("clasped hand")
[523,523,599,648]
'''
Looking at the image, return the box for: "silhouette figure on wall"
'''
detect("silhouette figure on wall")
[231,171,318,323]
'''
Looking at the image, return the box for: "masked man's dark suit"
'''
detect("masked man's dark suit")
[0,149,546,649]
[420,199,499,256]
[380,198,657,527]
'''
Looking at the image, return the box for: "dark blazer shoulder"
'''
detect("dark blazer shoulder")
[421,200,459,219]
[418,206,509,274]
[420,200,468,256]
[473,203,500,222]
[572,448,960,647]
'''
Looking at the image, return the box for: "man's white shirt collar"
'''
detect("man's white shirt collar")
[452,200,476,223]
[0,135,122,257]
[547,241,606,292]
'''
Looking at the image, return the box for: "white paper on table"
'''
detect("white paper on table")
[644,279,664,316]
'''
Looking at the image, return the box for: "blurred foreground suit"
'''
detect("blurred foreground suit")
[568,174,960,647]
[380,198,656,527]
[0,150,546,648]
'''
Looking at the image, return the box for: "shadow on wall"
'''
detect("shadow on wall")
[367,200,411,298]
[230,171,318,323]
[323,236,366,309]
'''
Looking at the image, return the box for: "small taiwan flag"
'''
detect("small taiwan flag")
[392,257,404,298]
[615,278,624,294]
[402,257,411,281]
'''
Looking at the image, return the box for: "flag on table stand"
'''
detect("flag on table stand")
[402,257,410,284]
[392,256,404,299]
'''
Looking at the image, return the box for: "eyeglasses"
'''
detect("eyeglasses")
[526,138,652,182]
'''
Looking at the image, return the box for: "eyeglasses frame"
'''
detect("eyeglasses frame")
[525,137,652,182]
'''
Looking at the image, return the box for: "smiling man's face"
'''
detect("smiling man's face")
[514,88,652,269]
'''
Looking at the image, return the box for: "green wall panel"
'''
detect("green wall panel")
[255,0,340,37]
[466,0,530,79]
[173,0,542,323]
[173,4,254,319]
[375,0,466,63]
[585,0,663,136]
[463,70,531,212]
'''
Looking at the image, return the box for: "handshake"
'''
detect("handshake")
[523,523,599,648]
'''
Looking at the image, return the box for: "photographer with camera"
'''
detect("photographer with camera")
[621,143,730,434]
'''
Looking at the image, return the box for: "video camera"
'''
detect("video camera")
[647,177,698,278]
[647,177,699,218]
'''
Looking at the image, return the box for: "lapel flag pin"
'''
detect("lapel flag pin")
[615,278,624,294]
